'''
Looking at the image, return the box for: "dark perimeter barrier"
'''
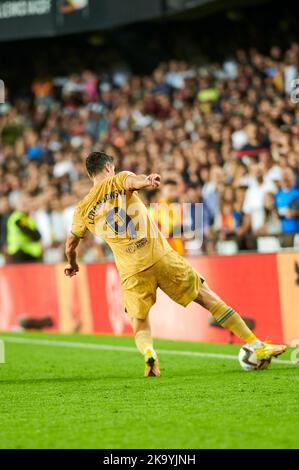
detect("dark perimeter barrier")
[0,0,220,41]
[0,0,160,40]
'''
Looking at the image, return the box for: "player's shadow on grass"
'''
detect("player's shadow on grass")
[0,375,138,385]
[1,366,292,386]
[228,366,295,374]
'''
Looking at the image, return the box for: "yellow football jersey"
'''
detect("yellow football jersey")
[71,171,172,281]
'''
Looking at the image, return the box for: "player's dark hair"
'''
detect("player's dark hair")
[86,151,113,177]
[164,179,178,186]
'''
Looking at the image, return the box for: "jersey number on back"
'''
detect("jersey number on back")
[105,207,136,239]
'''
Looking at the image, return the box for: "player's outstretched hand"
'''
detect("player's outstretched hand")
[146,174,161,188]
[64,263,79,277]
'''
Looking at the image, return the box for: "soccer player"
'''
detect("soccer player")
[64,152,286,377]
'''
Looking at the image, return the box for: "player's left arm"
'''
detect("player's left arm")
[64,233,81,277]
[124,173,161,191]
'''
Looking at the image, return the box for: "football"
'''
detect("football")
[238,344,271,371]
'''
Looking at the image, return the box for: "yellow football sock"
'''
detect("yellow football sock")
[209,301,257,344]
[135,330,154,356]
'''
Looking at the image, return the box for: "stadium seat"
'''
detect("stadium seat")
[257,236,281,253]
[216,240,239,255]
[293,233,299,248]
[184,239,202,256]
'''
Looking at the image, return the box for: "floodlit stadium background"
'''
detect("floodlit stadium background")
[0,0,299,345]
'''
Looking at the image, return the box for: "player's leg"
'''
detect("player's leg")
[194,281,286,359]
[131,316,153,359]
[156,251,286,360]
[122,270,160,377]
[130,316,160,377]
[157,253,254,343]
[194,280,256,343]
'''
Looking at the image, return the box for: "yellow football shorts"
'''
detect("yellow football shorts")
[122,250,204,319]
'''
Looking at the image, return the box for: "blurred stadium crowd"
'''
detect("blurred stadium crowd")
[1,41,299,263]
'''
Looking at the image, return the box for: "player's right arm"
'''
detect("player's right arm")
[64,233,80,277]
[64,204,87,277]
[124,173,161,191]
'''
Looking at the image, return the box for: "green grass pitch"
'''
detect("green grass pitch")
[0,331,298,449]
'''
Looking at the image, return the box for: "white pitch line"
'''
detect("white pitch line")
[0,335,294,365]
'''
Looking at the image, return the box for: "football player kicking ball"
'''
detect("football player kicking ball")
[64,152,287,377]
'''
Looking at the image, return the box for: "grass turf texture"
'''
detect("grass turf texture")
[0,332,298,449]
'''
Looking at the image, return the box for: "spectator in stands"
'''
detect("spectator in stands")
[242,164,277,233]
[183,183,212,236]
[254,192,282,236]
[0,196,11,260]
[6,194,42,263]
[275,168,299,234]
[1,40,299,261]
[202,166,224,222]
[214,186,240,237]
